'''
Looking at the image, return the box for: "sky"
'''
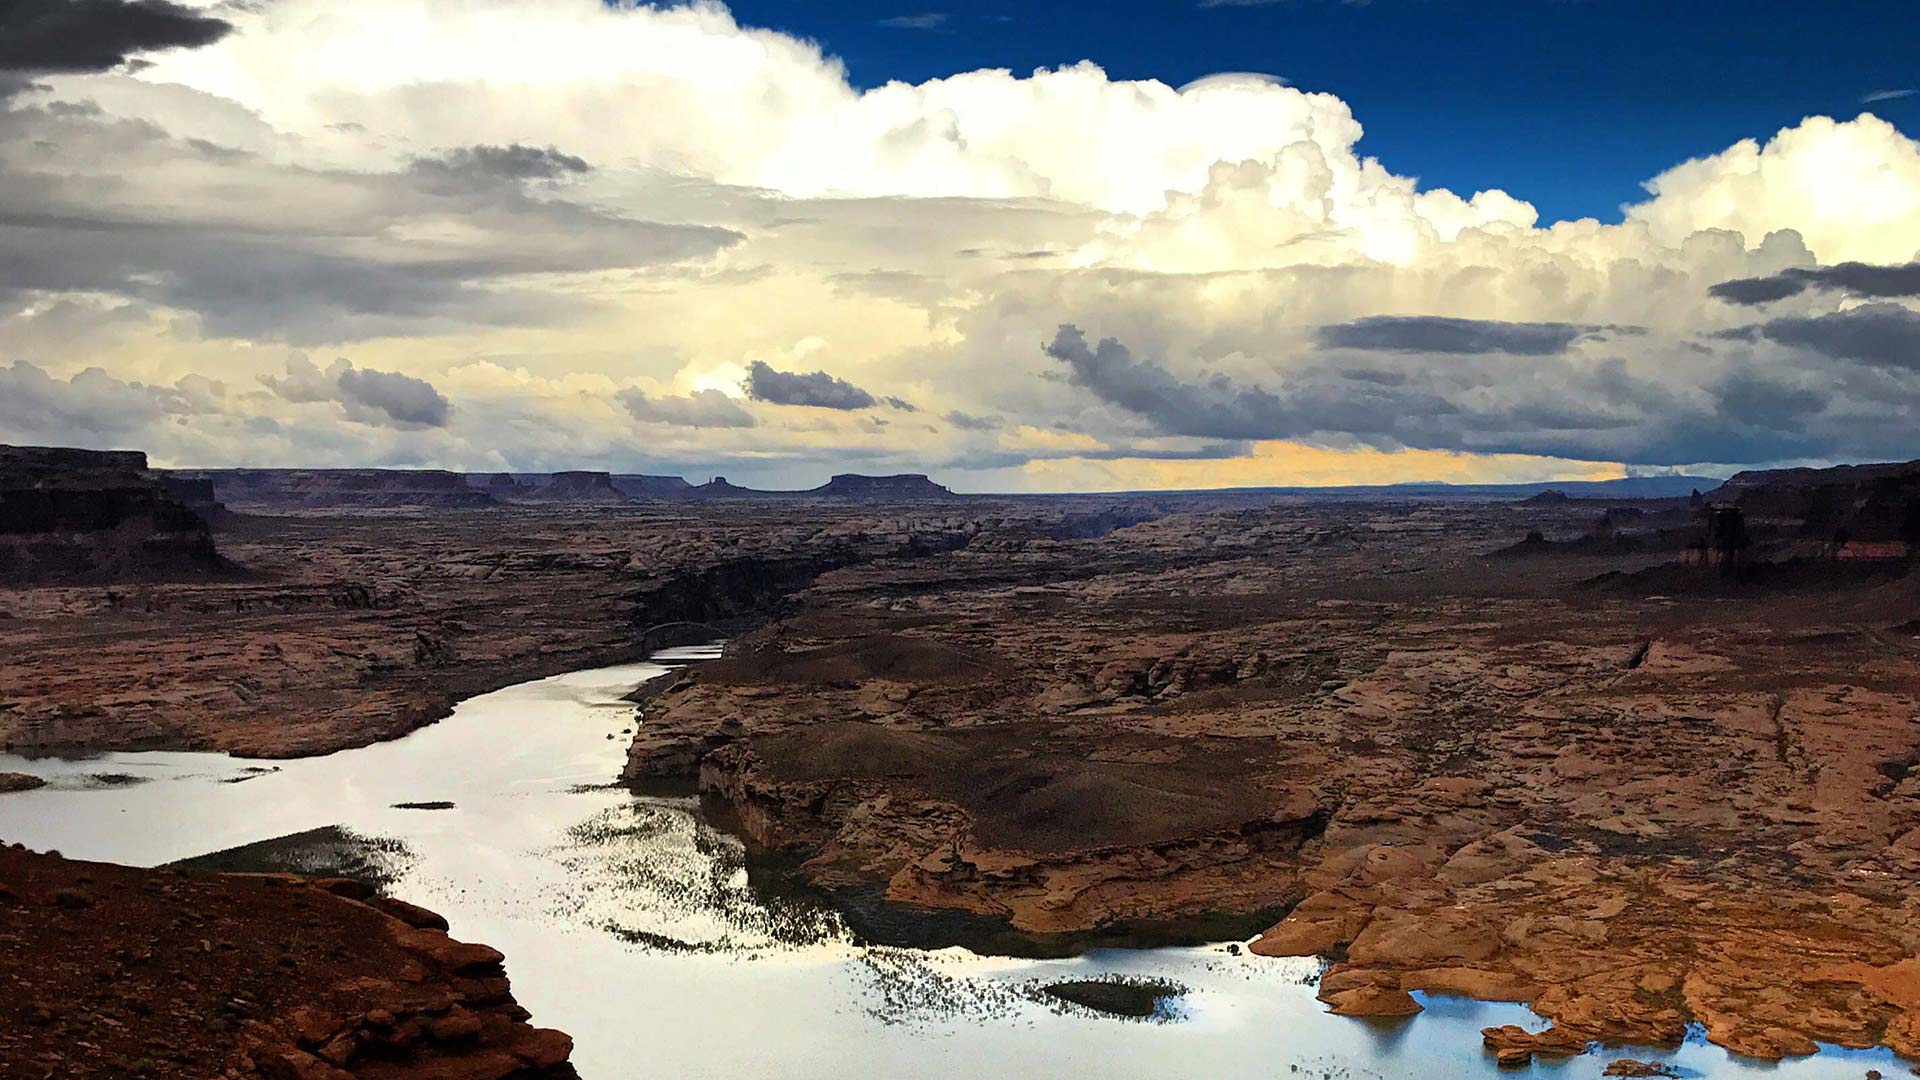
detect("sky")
[1,0,1918,492]
[726,0,1920,226]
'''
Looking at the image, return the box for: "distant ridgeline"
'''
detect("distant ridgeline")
[0,445,225,583]
[137,466,961,510]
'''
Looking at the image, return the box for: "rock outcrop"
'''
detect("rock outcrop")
[622,496,1920,1064]
[1717,458,1920,557]
[0,844,576,1080]
[0,445,224,584]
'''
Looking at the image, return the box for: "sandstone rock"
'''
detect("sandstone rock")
[0,771,46,793]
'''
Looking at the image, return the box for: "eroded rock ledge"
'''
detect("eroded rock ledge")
[623,501,1920,1065]
[0,844,576,1080]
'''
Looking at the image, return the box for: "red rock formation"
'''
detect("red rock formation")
[0,845,576,1080]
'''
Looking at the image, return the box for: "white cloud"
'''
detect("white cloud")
[3,0,1920,488]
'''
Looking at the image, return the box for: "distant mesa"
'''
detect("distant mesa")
[0,445,227,584]
[610,474,694,500]
[123,464,967,511]
[515,471,630,505]
[808,473,955,500]
[169,468,496,511]
[691,476,755,498]
[1520,489,1571,505]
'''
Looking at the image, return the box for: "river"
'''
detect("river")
[0,652,1899,1079]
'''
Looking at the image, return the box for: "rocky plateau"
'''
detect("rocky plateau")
[4,445,1920,1073]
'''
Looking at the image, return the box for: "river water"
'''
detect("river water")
[0,653,1899,1079]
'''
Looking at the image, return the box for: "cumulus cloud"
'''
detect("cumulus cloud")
[617,387,757,428]
[1626,114,1920,265]
[336,366,453,428]
[263,356,452,428]
[0,0,231,74]
[0,359,189,438]
[745,360,879,410]
[4,0,1920,486]
[1316,316,1611,355]
[1710,261,1920,305]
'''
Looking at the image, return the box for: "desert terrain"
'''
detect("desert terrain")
[3,445,1919,1074]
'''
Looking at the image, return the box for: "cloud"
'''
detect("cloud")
[0,359,191,438]
[260,355,341,404]
[617,387,757,428]
[944,410,1003,430]
[1757,303,1920,369]
[410,143,591,187]
[876,14,948,29]
[336,366,453,428]
[1315,316,1607,355]
[0,0,231,74]
[1626,114,1920,265]
[1710,261,1920,305]
[745,360,879,410]
[1043,324,1299,440]
[5,0,1920,486]
[263,356,452,428]
[1864,89,1917,104]
[1711,371,1828,426]
[0,98,740,342]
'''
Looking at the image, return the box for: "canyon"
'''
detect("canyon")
[3,444,1919,1075]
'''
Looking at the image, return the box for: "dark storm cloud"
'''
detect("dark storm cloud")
[1043,324,1305,439]
[744,360,878,410]
[1707,276,1809,305]
[1711,372,1829,427]
[1709,262,1920,306]
[0,0,232,73]
[881,395,918,412]
[1315,315,1607,355]
[617,388,757,428]
[1040,323,1914,467]
[1757,303,1920,368]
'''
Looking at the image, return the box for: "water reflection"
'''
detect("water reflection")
[0,653,1901,1079]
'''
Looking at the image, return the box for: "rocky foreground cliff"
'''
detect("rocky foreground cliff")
[0,844,575,1080]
